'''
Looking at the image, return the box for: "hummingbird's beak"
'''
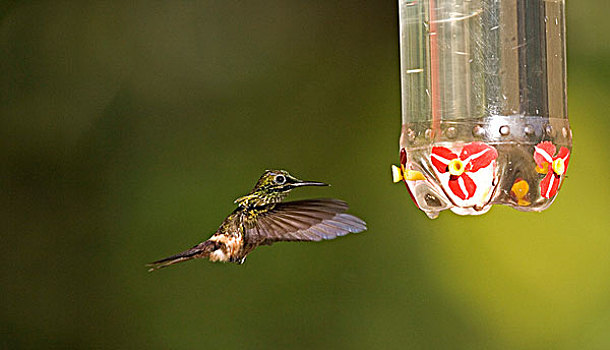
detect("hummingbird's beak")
[291,180,329,187]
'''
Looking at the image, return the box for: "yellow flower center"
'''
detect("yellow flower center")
[535,162,549,174]
[552,158,565,175]
[511,179,529,199]
[510,179,531,206]
[447,159,466,176]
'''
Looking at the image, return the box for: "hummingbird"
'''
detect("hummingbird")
[147,170,366,271]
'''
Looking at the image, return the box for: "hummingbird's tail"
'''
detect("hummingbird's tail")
[146,241,216,272]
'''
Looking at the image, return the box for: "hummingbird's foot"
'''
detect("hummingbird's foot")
[228,256,246,264]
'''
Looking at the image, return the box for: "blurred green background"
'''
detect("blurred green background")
[2,1,609,349]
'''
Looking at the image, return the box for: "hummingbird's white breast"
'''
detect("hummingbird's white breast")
[207,233,243,262]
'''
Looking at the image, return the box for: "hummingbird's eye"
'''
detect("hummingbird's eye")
[274,175,286,184]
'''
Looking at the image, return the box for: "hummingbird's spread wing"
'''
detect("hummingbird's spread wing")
[245,199,366,244]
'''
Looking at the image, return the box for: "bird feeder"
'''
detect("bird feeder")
[392,0,572,218]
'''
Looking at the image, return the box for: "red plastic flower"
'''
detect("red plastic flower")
[533,141,570,198]
[431,142,498,200]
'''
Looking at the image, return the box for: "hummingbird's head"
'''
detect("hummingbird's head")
[255,170,328,193]
[235,170,328,207]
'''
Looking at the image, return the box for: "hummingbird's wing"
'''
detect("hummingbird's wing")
[245,199,366,244]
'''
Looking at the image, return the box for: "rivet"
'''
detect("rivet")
[499,125,510,136]
[445,126,457,139]
[407,128,416,142]
[472,125,485,137]
[524,124,534,136]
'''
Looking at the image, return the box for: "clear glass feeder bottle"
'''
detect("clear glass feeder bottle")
[393,0,572,218]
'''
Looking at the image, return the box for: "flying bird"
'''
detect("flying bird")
[147,170,366,271]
